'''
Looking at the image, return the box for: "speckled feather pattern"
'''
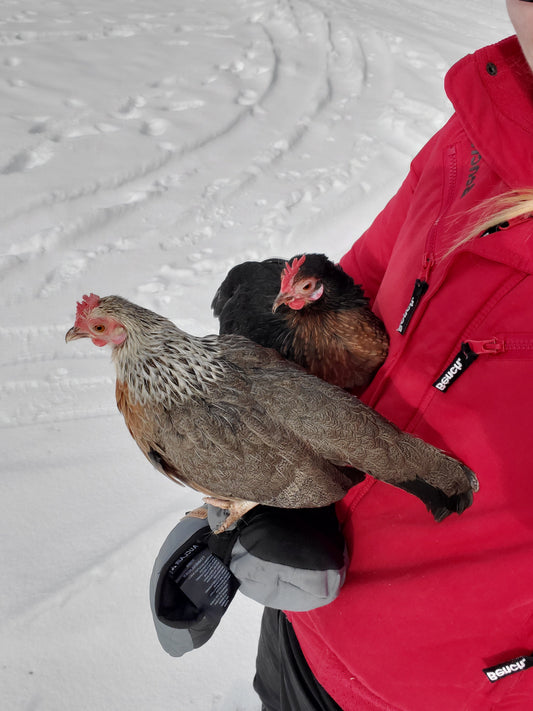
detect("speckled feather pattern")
[90,296,477,515]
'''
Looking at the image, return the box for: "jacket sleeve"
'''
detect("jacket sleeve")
[339,166,419,305]
[337,113,459,304]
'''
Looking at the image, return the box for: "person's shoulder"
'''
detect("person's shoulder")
[450,35,519,72]
[445,35,520,92]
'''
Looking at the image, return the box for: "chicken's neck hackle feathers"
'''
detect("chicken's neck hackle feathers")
[97,296,227,406]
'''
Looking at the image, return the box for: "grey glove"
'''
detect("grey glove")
[206,504,347,611]
[150,513,239,658]
[150,504,347,657]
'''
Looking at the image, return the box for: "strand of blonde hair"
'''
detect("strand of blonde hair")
[446,189,533,256]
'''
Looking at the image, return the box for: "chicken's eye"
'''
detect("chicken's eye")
[93,324,106,333]
[302,281,313,291]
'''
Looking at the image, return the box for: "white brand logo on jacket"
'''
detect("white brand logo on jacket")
[485,659,527,682]
[483,655,533,683]
[434,357,463,391]
[432,343,479,393]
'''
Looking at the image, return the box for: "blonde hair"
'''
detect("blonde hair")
[447,189,533,255]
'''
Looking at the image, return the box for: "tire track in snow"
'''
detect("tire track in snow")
[0,143,174,222]
[0,325,117,428]
[0,63,275,282]
[0,501,193,624]
[0,8,273,291]
[155,1,344,251]
[219,0,419,248]
[195,2,381,246]
[2,1,340,292]
[0,373,117,428]
[0,13,177,46]
[0,0,439,425]
[0,323,81,367]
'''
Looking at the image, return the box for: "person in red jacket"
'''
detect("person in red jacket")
[150,3,533,709]
[254,4,533,710]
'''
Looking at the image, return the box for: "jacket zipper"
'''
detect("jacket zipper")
[397,145,457,335]
[432,336,533,392]
[467,335,533,356]
[466,337,505,355]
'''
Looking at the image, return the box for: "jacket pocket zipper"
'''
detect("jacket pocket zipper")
[433,337,533,392]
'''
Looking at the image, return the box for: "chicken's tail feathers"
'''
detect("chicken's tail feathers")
[212,259,287,318]
[394,476,475,522]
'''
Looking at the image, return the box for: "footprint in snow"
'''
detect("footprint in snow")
[4,56,21,67]
[115,95,146,119]
[140,118,169,136]
[236,89,259,106]
[2,143,54,174]
[163,98,205,112]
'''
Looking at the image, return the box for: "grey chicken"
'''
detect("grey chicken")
[65,294,478,530]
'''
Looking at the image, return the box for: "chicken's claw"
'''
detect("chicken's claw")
[182,506,209,521]
[203,497,258,533]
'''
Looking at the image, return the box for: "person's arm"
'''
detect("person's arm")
[339,169,418,303]
[339,119,451,303]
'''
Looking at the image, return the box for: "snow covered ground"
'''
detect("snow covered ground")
[1,1,512,709]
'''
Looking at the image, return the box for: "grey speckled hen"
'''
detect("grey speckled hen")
[66,294,478,531]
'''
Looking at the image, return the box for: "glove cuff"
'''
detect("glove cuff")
[150,515,240,657]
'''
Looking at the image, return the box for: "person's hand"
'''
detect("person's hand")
[150,504,347,657]
[206,503,347,611]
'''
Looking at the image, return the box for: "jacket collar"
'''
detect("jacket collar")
[445,36,533,190]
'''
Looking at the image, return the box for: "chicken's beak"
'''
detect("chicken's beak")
[65,326,89,343]
[272,292,290,313]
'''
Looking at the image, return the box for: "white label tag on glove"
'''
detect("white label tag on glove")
[174,548,240,622]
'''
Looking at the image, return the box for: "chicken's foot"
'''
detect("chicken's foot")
[203,496,258,533]
[181,506,209,521]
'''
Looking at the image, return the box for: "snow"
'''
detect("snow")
[0,1,512,709]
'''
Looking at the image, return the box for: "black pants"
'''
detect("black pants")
[254,607,343,711]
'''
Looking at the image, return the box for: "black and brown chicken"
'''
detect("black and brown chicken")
[66,294,477,530]
[212,254,389,394]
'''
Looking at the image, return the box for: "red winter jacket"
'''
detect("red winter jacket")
[288,36,533,711]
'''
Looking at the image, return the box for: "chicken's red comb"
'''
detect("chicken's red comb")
[280,255,306,292]
[75,293,101,326]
